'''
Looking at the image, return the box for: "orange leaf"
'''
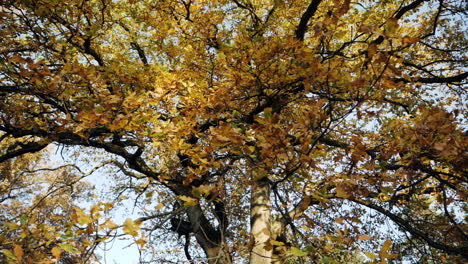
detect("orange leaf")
[357,235,372,240]
[335,184,352,198]
[14,244,24,260]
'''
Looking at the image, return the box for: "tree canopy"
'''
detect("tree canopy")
[0,0,467,263]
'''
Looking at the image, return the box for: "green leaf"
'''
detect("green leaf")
[58,243,79,253]
[20,215,28,225]
[270,240,285,246]
[60,231,73,239]
[320,257,336,263]
[290,247,308,257]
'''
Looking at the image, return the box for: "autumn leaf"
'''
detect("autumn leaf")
[335,184,352,198]
[379,239,398,259]
[365,251,378,260]
[156,203,164,210]
[73,207,93,226]
[2,249,17,261]
[357,235,372,240]
[13,244,23,260]
[0,0,466,263]
[192,185,215,198]
[123,218,141,237]
[290,247,308,257]
[100,219,118,230]
[368,44,378,58]
[135,233,147,248]
[58,243,79,253]
[51,247,61,259]
[179,195,199,207]
[385,18,399,35]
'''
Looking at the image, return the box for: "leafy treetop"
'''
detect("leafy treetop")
[0,0,467,263]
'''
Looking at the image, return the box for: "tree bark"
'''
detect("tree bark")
[271,219,286,264]
[249,178,273,264]
[186,205,231,264]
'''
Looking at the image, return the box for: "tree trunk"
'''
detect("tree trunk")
[271,219,286,264]
[205,244,232,264]
[249,178,273,264]
[186,205,232,264]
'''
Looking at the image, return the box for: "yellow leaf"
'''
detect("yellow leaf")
[101,219,118,230]
[335,218,344,224]
[2,249,16,261]
[263,107,272,119]
[365,251,378,260]
[58,243,78,253]
[270,239,284,246]
[73,207,93,225]
[51,247,61,259]
[96,237,109,242]
[135,233,147,248]
[90,204,101,217]
[156,202,164,210]
[123,218,141,237]
[381,239,392,252]
[179,195,199,207]
[385,18,399,34]
[192,185,215,198]
[104,202,114,211]
[402,36,419,45]
[379,239,394,258]
[357,235,372,240]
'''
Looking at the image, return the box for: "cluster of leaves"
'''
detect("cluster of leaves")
[0,0,467,263]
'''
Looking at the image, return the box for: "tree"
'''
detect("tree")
[0,142,108,264]
[0,0,467,263]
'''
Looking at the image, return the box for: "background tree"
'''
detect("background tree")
[0,143,111,264]
[0,0,466,263]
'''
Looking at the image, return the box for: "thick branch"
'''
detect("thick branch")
[372,0,427,45]
[119,22,149,65]
[395,72,468,84]
[130,42,149,65]
[0,141,49,163]
[352,199,468,257]
[394,0,427,19]
[295,0,323,41]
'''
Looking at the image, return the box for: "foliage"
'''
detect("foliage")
[0,145,106,264]
[0,0,467,263]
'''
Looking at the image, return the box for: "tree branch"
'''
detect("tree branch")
[395,72,468,84]
[0,141,49,163]
[351,198,468,257]
[295,0,323,41]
